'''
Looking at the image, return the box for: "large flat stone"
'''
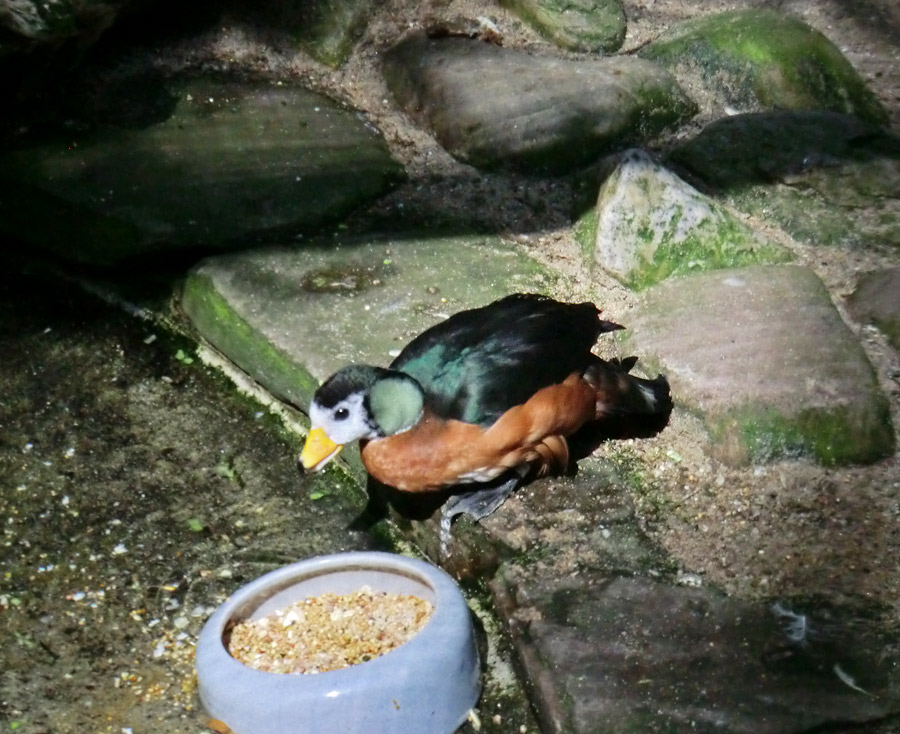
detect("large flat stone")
[181,234,554,411]
[624,265,894,465]
[486,448,900,733]
[492,573,900,733]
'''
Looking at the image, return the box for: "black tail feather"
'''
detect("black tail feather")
[571,358,673,457]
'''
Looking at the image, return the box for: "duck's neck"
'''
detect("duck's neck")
[369,373,425,436]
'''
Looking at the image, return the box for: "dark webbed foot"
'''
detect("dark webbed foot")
[439,472,523,555]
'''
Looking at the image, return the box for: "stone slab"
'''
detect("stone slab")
[624,265,894,465]
[492,572,900,733]
[181,234,555,412]
[0,75,403,265]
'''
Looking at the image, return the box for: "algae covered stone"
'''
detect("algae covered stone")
[625,265,894,466]
[291,0,373,67]
[641,9,889,125]
[383,32,695,174]
[0,75,403,265]
[583,150,790,290]
[499,0,626,53]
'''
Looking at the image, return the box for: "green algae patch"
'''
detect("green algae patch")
[590,150,790,290]
[641,9,888,125]
[574,207,600,263]
[626,205,792,291]
[181,271,321,410]
[708,399,895,467]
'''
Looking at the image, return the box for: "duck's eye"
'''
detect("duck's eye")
[334,407,350,421]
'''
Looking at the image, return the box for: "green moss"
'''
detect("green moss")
[626,212,792,291]
[728,185,855,248]
[574,208,599,262]
[642,9,888,125]
[709,399,894,466]
[180,272,320,409]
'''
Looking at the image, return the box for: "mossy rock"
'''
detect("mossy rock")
[499,0,626,53]
[708,401,894,466]
[641,9,889,125]
[624,265,894,466]
[0,74,403,265]
[581,150,791,290]
[181,234,556,410]
[291,0,374,67]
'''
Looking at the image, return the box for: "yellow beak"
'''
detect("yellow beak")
[300,428,343,472]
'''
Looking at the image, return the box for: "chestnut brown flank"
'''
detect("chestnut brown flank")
[361,372,598,491]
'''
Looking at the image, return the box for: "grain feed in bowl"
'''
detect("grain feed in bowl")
[225,585,433,674]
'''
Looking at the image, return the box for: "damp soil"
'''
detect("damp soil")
[0,264,380,733]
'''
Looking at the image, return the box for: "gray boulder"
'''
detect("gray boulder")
[0,74,403,265]
[383,32,696,174]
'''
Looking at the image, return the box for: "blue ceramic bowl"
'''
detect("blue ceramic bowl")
[196,551,481,734]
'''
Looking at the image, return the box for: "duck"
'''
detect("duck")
[300,293,672,529]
